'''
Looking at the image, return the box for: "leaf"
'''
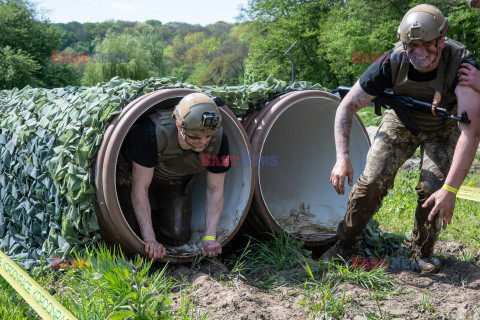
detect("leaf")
[108,310,136,320]
[93,272,103,280]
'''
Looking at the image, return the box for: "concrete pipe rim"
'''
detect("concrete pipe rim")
[96,89,254,263]
[247,90,371,247]
[94,93,157,254]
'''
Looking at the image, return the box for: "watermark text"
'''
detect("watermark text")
[51,51,129,64]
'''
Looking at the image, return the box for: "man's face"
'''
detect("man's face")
[184,130,213,151]
[405,38,444,72]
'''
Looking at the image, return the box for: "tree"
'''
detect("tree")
[318,0,479,87]
[0,45,41,88]
[82,31,166,85]
[241,0,338,85]
[0,0,80,89]
[242,0,480,88]
[317,0,409,86]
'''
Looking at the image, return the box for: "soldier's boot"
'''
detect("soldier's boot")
[321,239,359,262]
[412,199,441,274]
[152,187,192,246]
[322,175,387,262]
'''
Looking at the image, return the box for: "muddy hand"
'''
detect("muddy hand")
[424,188,456,230]
[330,156,354,195]
[201,240,222,258]
[144,239,167,260]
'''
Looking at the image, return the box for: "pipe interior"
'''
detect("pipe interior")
[116,97,252,257]
[258,97,369,242]
[190,110,252,245]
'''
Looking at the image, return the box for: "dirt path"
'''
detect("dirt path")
[162,127,480,319]
[166,241,480,319]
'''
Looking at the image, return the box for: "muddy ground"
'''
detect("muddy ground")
[161,126,480,319]
[165,241,480,319]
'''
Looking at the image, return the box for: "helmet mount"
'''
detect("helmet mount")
[173,92,222,151]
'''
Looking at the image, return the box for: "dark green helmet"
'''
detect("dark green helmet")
[397,4,448,44]
[173,92,222,135]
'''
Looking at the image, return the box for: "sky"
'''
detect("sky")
[34,0,250,25]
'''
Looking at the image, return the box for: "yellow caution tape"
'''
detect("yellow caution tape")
[457,186,480,202]
[0,250,78,320]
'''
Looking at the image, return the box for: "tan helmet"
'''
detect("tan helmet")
[397,4,449,44]
[173,92,222,135]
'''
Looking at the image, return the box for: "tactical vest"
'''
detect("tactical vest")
[148,108,223,183]
[389,38,472,132]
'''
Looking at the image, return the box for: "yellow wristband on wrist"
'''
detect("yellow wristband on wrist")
[442,184,458,194]
[203,236,216,241]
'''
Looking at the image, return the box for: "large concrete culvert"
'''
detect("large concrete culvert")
[94,89,254,263]
[243,90,371,247]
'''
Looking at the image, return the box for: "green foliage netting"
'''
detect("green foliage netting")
[0,76,327,269]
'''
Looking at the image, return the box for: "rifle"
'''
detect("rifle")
[336,86,471,136]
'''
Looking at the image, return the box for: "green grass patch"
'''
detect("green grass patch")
[357,107,383,127]
[242,229,307,274]
[374,157,480,250]
[0,244,206,320]
[300,281,348,320]
[0,277,41,319]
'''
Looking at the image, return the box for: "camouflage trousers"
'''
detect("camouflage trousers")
[337,110,460,259]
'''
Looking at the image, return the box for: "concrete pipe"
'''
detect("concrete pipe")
[95,89,254,263]
[243,90,371,247]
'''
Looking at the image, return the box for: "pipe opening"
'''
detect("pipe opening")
[249,93,370,245]
[100,91,253,260]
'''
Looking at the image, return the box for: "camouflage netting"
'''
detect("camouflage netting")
[0,76,327,269]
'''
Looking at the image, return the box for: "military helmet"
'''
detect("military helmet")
[173,92,222,135]
[397,4,449,44]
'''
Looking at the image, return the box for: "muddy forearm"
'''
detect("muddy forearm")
[204,189,223,237]
[334,82,375,159]
[131,188,156,241]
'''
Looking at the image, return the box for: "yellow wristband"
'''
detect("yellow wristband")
[442,184,458,194]
[203,236,216,241]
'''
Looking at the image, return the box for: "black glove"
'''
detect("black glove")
[213,96,226,107]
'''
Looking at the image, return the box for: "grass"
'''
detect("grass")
[414,290,435,314]
[362,291,399,320]
[300,281,348,320]
[358,103,480,251]
[242,229,306,273]
[0,244,207,320]
[374,154,480,250]
[358,107,383,127]
[0,149,479,319]
[0,277,40,319]
[331,262,395,292]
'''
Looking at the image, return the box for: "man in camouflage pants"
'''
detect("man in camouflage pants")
[323,4,480,273]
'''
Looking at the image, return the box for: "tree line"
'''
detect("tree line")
[1,0,479,91]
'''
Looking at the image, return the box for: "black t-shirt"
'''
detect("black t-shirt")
[359,49,479,95]
[123,118,231,174]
